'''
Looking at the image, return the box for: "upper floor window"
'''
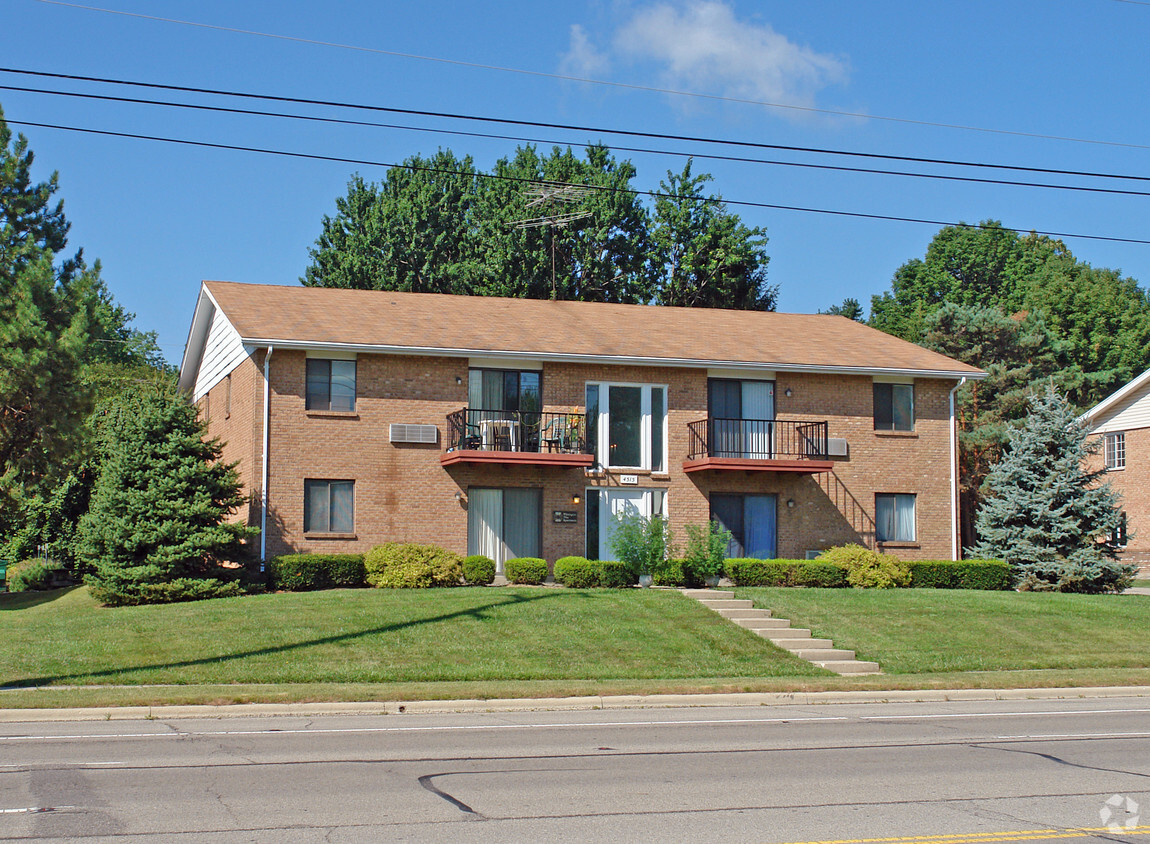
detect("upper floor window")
[874,382,914,432]
[876,493,916,542]
[468,368,540,414]
[1105,431,1126,470]
[306,359,356,412]
[586,382,667,471]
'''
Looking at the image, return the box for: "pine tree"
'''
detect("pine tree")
[77,385,257,605]
[970,384,1136,593]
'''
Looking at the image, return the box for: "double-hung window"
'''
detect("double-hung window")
[585,382,667,471]
[304,479,355,534]
[875,493,916,542]
[1105,432,1126,470]
[874,381,914,431]
[306,359,356,412]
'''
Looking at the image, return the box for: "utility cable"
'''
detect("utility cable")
[9,117,1150,246]
[7,83,1150,198]
[3,67,1150,184]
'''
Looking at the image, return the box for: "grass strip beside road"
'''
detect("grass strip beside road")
[735,587,1150,674]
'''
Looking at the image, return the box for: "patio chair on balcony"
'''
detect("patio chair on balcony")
[541,414,584,454]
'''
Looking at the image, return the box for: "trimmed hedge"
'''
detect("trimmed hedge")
[462,555,496,586]
[726,558,848,587]
[365,543,463,588]
[554,556,598,588]
[598,560,636,588]
[505,557,548,585]
[268,553,366,591]
[908,559,1010,590]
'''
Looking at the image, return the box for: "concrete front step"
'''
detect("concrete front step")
[789,648,856,661]
[758,627,811,639]
[768,637,835,649]
[733,617,791,629]
[699,599,754,610]
[815,660,882,675]
[720,608,775,620]
[682,589,733,599]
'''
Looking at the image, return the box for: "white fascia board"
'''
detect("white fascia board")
[1079,366,1150,428]
[238,336,987,381]
[177,285,220,393]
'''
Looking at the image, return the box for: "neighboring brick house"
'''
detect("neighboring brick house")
[177,281,985,571]
[1082,369,1150,572]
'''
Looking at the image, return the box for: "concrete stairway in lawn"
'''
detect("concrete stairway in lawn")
[682,589,880,676]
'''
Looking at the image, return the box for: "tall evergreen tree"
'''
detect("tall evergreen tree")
[77,385,256,605]
[970,384,1135,593]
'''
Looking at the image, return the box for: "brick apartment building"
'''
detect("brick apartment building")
[177,281,985,571]
[1082,369,1150,572]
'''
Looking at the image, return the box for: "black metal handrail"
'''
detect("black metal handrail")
[686,418,829,460]
[446,408,591,454]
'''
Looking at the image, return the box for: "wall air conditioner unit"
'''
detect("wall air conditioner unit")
[826,438,848,457]
[389,423,439,444]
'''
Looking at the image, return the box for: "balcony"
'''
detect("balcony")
[684,418,834,474]
[440,408,595,468]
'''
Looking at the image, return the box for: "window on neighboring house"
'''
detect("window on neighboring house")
[711,493,777,559]
[304,479,355,533]
[468,487,542,573]
[586,382,667,471]
[1112,511,1128,548]
[306,359,356,412]
[1105,431,1126,470]
[875,493,916,542]
[874,382,914,431]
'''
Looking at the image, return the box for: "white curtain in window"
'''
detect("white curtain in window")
[876,494,915,542]
[894,494,915,541]
[741,381,774,458]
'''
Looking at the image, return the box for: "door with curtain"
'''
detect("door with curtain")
[711,493,777,559]
[467,488,542,574]
[709,380,775,459]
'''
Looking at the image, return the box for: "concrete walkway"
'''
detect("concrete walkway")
[681,588,881,675]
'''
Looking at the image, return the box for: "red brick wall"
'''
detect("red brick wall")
[198,352,960,563]
[1087,427,1150,573]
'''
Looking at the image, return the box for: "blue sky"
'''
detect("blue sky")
[5,0,1150,364]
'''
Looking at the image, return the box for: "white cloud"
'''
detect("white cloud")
[609,1,848,108]
[559,24,612,79]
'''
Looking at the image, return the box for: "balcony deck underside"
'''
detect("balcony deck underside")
[682,456,833,474]
[440,450,595,468]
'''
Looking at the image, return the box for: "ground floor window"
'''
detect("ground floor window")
[467,487,542,573]
[1112,510,1128,548]
[304,479,354,533]
[710,493,777,559]
[586,488,667,561]
[875,493,916,542]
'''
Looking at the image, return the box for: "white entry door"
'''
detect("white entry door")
[597,489,665,561]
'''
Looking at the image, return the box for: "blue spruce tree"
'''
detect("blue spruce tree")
[971,384,1135,592]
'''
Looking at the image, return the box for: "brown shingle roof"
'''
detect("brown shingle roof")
[201,281,984,377]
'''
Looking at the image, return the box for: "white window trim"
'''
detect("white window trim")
[589,381,668,471]
[1105,431,1126,471]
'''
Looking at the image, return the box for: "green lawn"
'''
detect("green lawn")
[1,585,822,690]
[735,587,1150,674]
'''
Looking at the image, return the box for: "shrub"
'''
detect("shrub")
[726,558,796,586]
[794,561,849,588]
[87,577,244,606]
[505,557,547,585]
[653,557,692,588]
[682,521,732,585]
[267,554,366,591]
[462,555,496,586]
[7,557,69,592]
[597,560,636,588]
[554,556,599,588]
[609,513,673,577]
[365,543,463,588]
[908,559,1010,590]
[819,544,910,589]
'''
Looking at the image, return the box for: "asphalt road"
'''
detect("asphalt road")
[1,697,1148,842]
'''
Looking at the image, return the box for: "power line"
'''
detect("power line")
[4,67,1150,185]
[9,116,1150,246]
[31,0,1150,152]
[8,82,1150,199]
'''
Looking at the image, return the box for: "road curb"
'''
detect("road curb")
[1,685,1147,722]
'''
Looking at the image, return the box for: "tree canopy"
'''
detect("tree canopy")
[303,146,774,310]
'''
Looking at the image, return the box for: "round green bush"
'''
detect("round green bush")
[462,554,496,586]
[365,543,463,588]
[597,560,636,588]
[505,557,547,585]
[7,558,69,592]
[268,553,366,591]
[820,544,910,589]
[554,556,598,588]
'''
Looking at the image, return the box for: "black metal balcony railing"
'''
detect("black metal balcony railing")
[446,408,591,455]
[687,418,829,461]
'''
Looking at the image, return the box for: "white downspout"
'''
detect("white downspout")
[949,376,967,561]
[260,346,274,569]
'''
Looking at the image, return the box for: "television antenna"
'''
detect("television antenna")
[510,182,594,297]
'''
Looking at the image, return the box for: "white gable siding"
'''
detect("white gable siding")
[193,308,248,401]
[1092,388,1150,434]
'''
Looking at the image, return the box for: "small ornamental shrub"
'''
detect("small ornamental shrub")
[652,558,692,588]
[820,544,910,589]
[682,521,731,584]
[365,543,463,588]
[608,513,673,578]
[7,557,69,592]
[794,561,849,588]
[505,557,547,585]
[268,554,366,591]
[907,559,1010,590]
[554,556,598,588]
[462,555,496,586]
[597,560,636,588]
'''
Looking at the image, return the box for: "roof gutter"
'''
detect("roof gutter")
[949,376,967,561]
[260,345,273,568]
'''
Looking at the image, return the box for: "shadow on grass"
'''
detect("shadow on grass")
[3,588,576,689]
[0,586,81,612]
